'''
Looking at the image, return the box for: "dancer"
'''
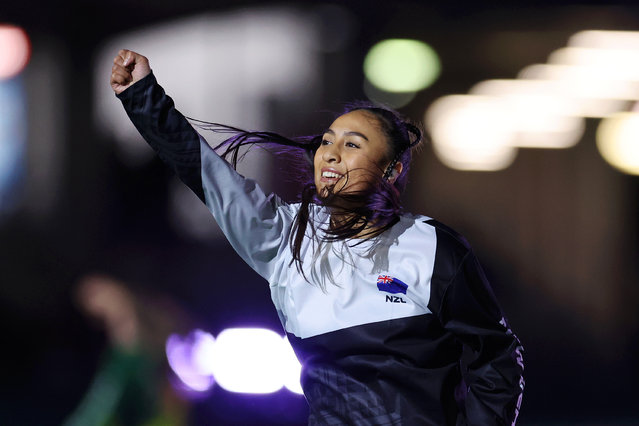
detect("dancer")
[110,49,524,425]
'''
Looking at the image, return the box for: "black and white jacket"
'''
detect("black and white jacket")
[118,73,524,426]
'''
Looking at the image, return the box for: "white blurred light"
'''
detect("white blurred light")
[425,30,639,171]
[519,64,639,102]
[191,329,218,375]
[166,328,303,395]
[470,79,585,148]
[548,47,639,80]
[364,39,440,93]
[425,95,517,171]
[281,336,304,395]
[210,328,301,394]
[596,112,639,175]
[569,30,639,50]
[95,8,320,242]
[0,25,30,80]
[94,8,318,172]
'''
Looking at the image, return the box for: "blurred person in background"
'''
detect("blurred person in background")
[64,273,189,426]
[109,49,524,426]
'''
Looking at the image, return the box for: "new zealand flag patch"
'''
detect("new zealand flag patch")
[376,275,408,295]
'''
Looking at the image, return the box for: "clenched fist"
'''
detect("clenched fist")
[110,49,151,95]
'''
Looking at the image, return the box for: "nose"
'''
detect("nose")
[322,143,340,163]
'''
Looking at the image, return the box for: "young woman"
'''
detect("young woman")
[110,49,524,425]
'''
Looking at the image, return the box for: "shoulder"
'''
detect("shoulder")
[406,217,477,315]
[400,214,472,255]
[404,215,473,281]
[422,218,472,253]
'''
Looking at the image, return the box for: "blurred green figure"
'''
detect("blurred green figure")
[65,274,189,426]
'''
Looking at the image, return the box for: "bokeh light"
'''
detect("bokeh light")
[596,111,639,175]
[281,336,304,395]
[166,330,216,392]
[0,24,31,80]
[569,30,639,49]
[364,39,440,93]
[518,64,639,106]
[0,78,26,214]
[425,29,639,171]
[210,328,293,394]
[425,95,517,171]
[166,328,303,396]
[470,79,585,148]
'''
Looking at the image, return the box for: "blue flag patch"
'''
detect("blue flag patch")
[376,275,408,295]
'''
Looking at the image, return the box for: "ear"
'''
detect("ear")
[388,162,403,184]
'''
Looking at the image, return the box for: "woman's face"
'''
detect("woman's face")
[314,110,396,196]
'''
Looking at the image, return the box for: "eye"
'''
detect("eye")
[321,139,333,146]
[345,141,360,148]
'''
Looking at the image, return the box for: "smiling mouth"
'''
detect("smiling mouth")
[322,171,343,180]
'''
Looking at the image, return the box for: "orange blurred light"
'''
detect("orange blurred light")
[0,24,31,80]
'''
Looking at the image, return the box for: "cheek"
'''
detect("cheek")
[313,150,324,188]
[347,153,382,176]
[313,151,321,176]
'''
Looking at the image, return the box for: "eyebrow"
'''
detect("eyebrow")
[324,129,369,141]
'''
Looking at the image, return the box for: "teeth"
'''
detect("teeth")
[322,171,342,179]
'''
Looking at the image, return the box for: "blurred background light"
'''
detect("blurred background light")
[281,336,303,395]
[0,24,31,80]
[166,330,216,392]
[569,30,639,49]
[0,78,26,215]
[427,29,639,171]
[363,39,440,93]
[210,328,295,394]
[167,328,303,396]
[95,8,321,242]
[362,78,417,109]
[95,8,319,171]
[425,95,517,171]
[470,79,585,148]
[548,47,639,79]
[518,64,639,103]
[596,111,639,175]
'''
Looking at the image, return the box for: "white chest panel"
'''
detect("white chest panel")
[269,212,438,339]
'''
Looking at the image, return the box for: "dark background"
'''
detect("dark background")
[1,1,638,424]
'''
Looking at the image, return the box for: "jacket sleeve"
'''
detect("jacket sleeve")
[439,250,525,426]
[116,73,293,279]
[117,72,205,201]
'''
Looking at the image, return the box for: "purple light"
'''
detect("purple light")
[165,327,303,395]
[165,329,215,392]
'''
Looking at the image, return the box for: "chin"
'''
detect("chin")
[317,186,331,199]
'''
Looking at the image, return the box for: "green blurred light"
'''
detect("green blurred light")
[364,39,440,93]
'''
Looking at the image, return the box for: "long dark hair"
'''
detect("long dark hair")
[191,101,423,279]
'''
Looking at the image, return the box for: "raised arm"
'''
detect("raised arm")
[110,50,293,279]
[112,50,205,200]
